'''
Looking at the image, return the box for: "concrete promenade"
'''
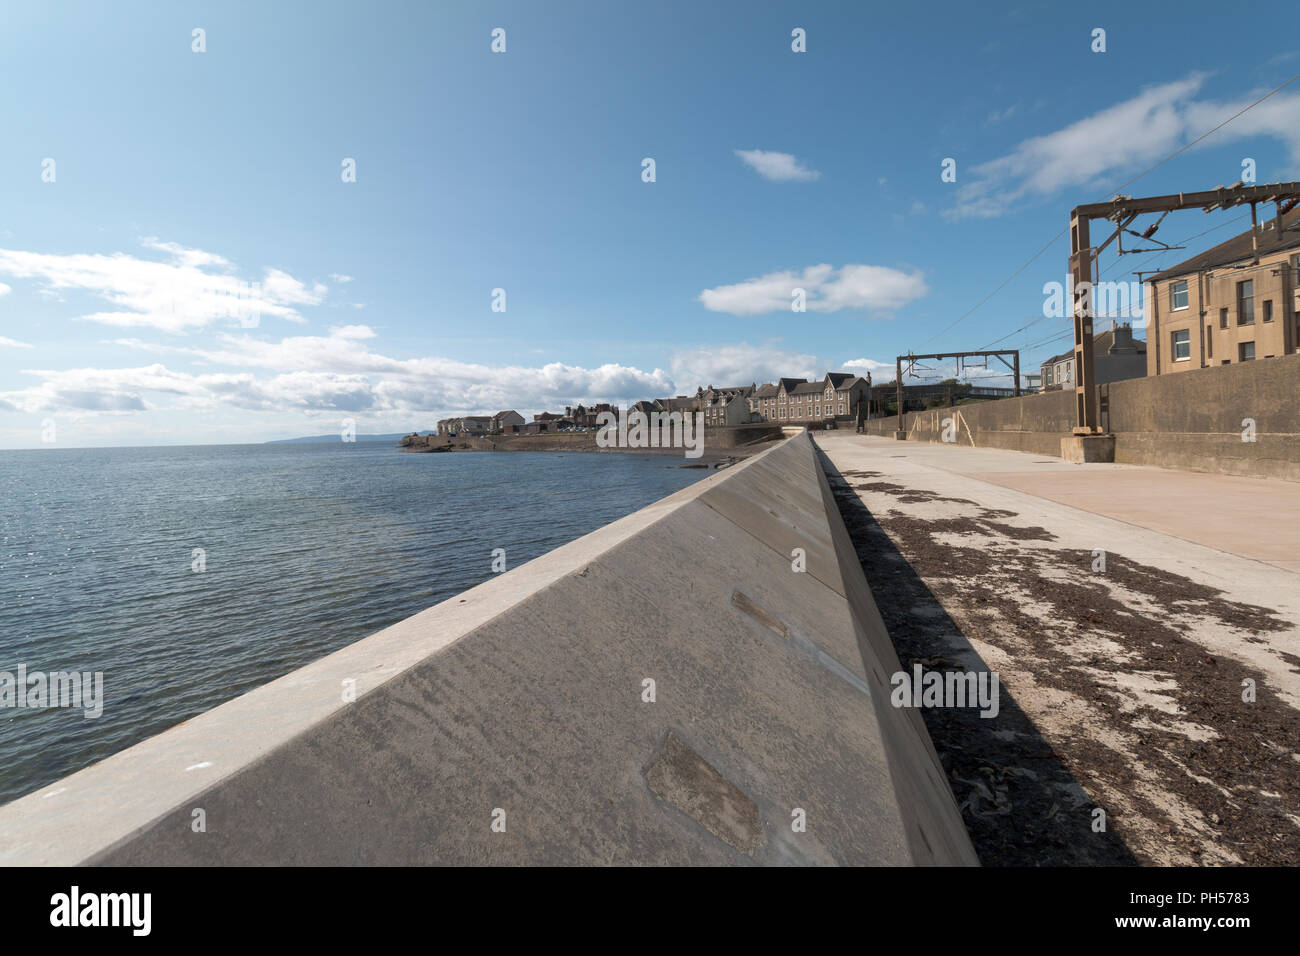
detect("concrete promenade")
[817,433,1299,865]
[0,432,976,866]
[848,435,1300,572]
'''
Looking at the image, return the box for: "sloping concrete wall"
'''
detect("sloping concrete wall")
[0,433,976,866]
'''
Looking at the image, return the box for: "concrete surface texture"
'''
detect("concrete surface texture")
[865,389,1075,457]
[864,352,1300,480]
[853,435,1300,573]
[0,432,977,866]
[817,432,1300,865]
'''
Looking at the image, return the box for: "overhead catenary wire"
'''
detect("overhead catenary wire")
[920,71,1300,348]
[978,211,1256,361]
[1097,212,1249,280]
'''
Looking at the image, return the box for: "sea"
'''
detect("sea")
[0,440,709,805]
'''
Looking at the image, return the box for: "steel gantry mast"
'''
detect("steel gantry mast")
[1068,181,1300,435]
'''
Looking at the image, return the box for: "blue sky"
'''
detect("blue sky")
[1,0,1297,447]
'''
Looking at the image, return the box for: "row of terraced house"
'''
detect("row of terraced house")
[626,372,872,428]
[434,371,873,437]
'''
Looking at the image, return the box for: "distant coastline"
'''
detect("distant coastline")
[267,432,419,444]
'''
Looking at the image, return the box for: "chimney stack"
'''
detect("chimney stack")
[1109,322,1136,354]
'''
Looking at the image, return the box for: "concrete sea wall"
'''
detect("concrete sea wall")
[864,353,1300,480]
[864,390,1075,457]
[1104,352,1300,480]
[0,432,976,866]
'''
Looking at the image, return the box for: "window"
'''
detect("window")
[1237,280,1254,325]
[1239,341,1255,362]
[1263,300,1273,323]
[838,403,845,414]
[1171,328,1190,361]
[1206,326,1212,359]
[1170,280,1189,311]
[1219,307,1228,329]
[815,406,821,416]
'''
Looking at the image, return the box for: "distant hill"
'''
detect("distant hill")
[267,432,432,444]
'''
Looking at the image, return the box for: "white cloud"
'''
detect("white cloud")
[329,273,353,283]
[699,263,929,316]
[11,328,895,423]
[842,358,895,378]
[330,324,375,340]
[0,328,904,436]
[261,268,327,306]
[948,74,1300,219]
[670,344,819,388]
[8,327,677,419]
[0,239,327,332]
[0,336,33,348]
[0,282,10,296]
[139,237,231,270]
[734,149,821,182]
[985,104,1018,125]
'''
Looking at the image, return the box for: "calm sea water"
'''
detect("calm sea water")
[0,442,708,804]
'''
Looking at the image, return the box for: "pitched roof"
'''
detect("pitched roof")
[1100,327,1146,354]
[753,383,779,398]
[776,377,807,394]
[654,396,697,411]
[1149,208,1300,282]
[1041,328,1146,368]
[1043,349,1074,366]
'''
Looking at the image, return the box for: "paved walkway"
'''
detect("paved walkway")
[843,436,1300,572]
[816,432,1300,866]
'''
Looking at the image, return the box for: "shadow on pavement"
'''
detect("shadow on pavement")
[818,449,1139,866]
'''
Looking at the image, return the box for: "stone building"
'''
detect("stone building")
[1040,323,1146,390]
[492,410,525,432]
[697,385,755,427]
[750,373,870,423]
[1145,208,1300,374]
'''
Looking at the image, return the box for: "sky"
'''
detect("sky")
[1,0,1298,447]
